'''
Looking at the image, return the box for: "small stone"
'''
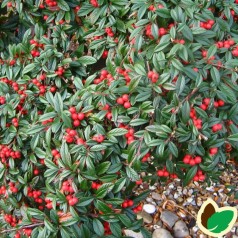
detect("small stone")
[124,229,143,238]
[146,197,153,203]
[183,188,188,195]
[152,228,173,238]
[173,220,189,238]
[174,192,179,199]
[160,210,179,228]
[169,184,174,189]
[186,197,193,203]
[143,204,156,214]
[177,197,184,203]
[151,192,162,201]
[137,211,153,224]
[149,185,156,190]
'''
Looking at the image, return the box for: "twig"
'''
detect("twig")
[162,200,197,219]
[0,222,44,234]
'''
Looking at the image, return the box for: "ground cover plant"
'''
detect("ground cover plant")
[0,0,238,237]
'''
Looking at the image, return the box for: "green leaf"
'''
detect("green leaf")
[22,63,37,75]
[183,166,197,186]
[130,118,148,126]
[228,133,238,142]
[207,45,217,59]
[207,210,235,233]
[126,167,139,181]
[77,56,97,65]
[134,64,146,75]
[93,219,104,236]
[57,0,70,11]
[97,161,111,175]
[210,67,220,86]
[54,92,64,114]
[108,128,128,137]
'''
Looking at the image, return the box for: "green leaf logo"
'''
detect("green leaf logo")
[197,198,237,237]
[207,210,234,233]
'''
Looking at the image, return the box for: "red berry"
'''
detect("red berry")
[117,98,124,105]
[124,102,131,109]
[209,147,218,155]
[77,113,85,120]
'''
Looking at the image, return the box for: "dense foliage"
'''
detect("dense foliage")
[0,0,238,237]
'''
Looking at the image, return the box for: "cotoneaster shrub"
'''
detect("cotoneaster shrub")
[0,0,238,237]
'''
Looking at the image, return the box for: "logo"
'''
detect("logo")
[197,198,237,237]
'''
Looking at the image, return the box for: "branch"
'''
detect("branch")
[0,222,44,234]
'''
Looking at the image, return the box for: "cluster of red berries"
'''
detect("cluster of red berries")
[119,124,135,144]
[92,134,104,143]
[9,182,18,193]
[193,170,205,181]
[190,108,202,129]
[145,24,167,39]
[44,0,57,7]
[0,145,21,163]
[103,222,112,235]
[147,70,159,83]
[0,186,6,195]
[199,98,210,110]
[121,199,134,208]
[69,106,85,127]
[215,39,235,48]
[209,147,218,155]
[31,77,47,95]
[4,214,18,227]
[42,118,54,125]
[132,204,143,213]
[30,40,44,57]
[200,19,215,29]
[90,0,99,7]
[51,149,61,165]
[214,99,225,108]
[173,39,185,44]
[45,198,53,209]
[116,94,131,109]
[64,129,78,143]
[66,194,78,206]
[157,167,169,177]
[55,66,65,76]
[148,4,163,11]
[0,96,5,104]
[105,27,114,37]
[93,69,114,85]
[91,182,102,190]
[11,118,19,127]
[116,67,131,85]
[27,188,43,209]
[141,153,150,162]
[212,123,223,132]
[62,180,75,193]
[183,154,202,166]
[12,82,19,91]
